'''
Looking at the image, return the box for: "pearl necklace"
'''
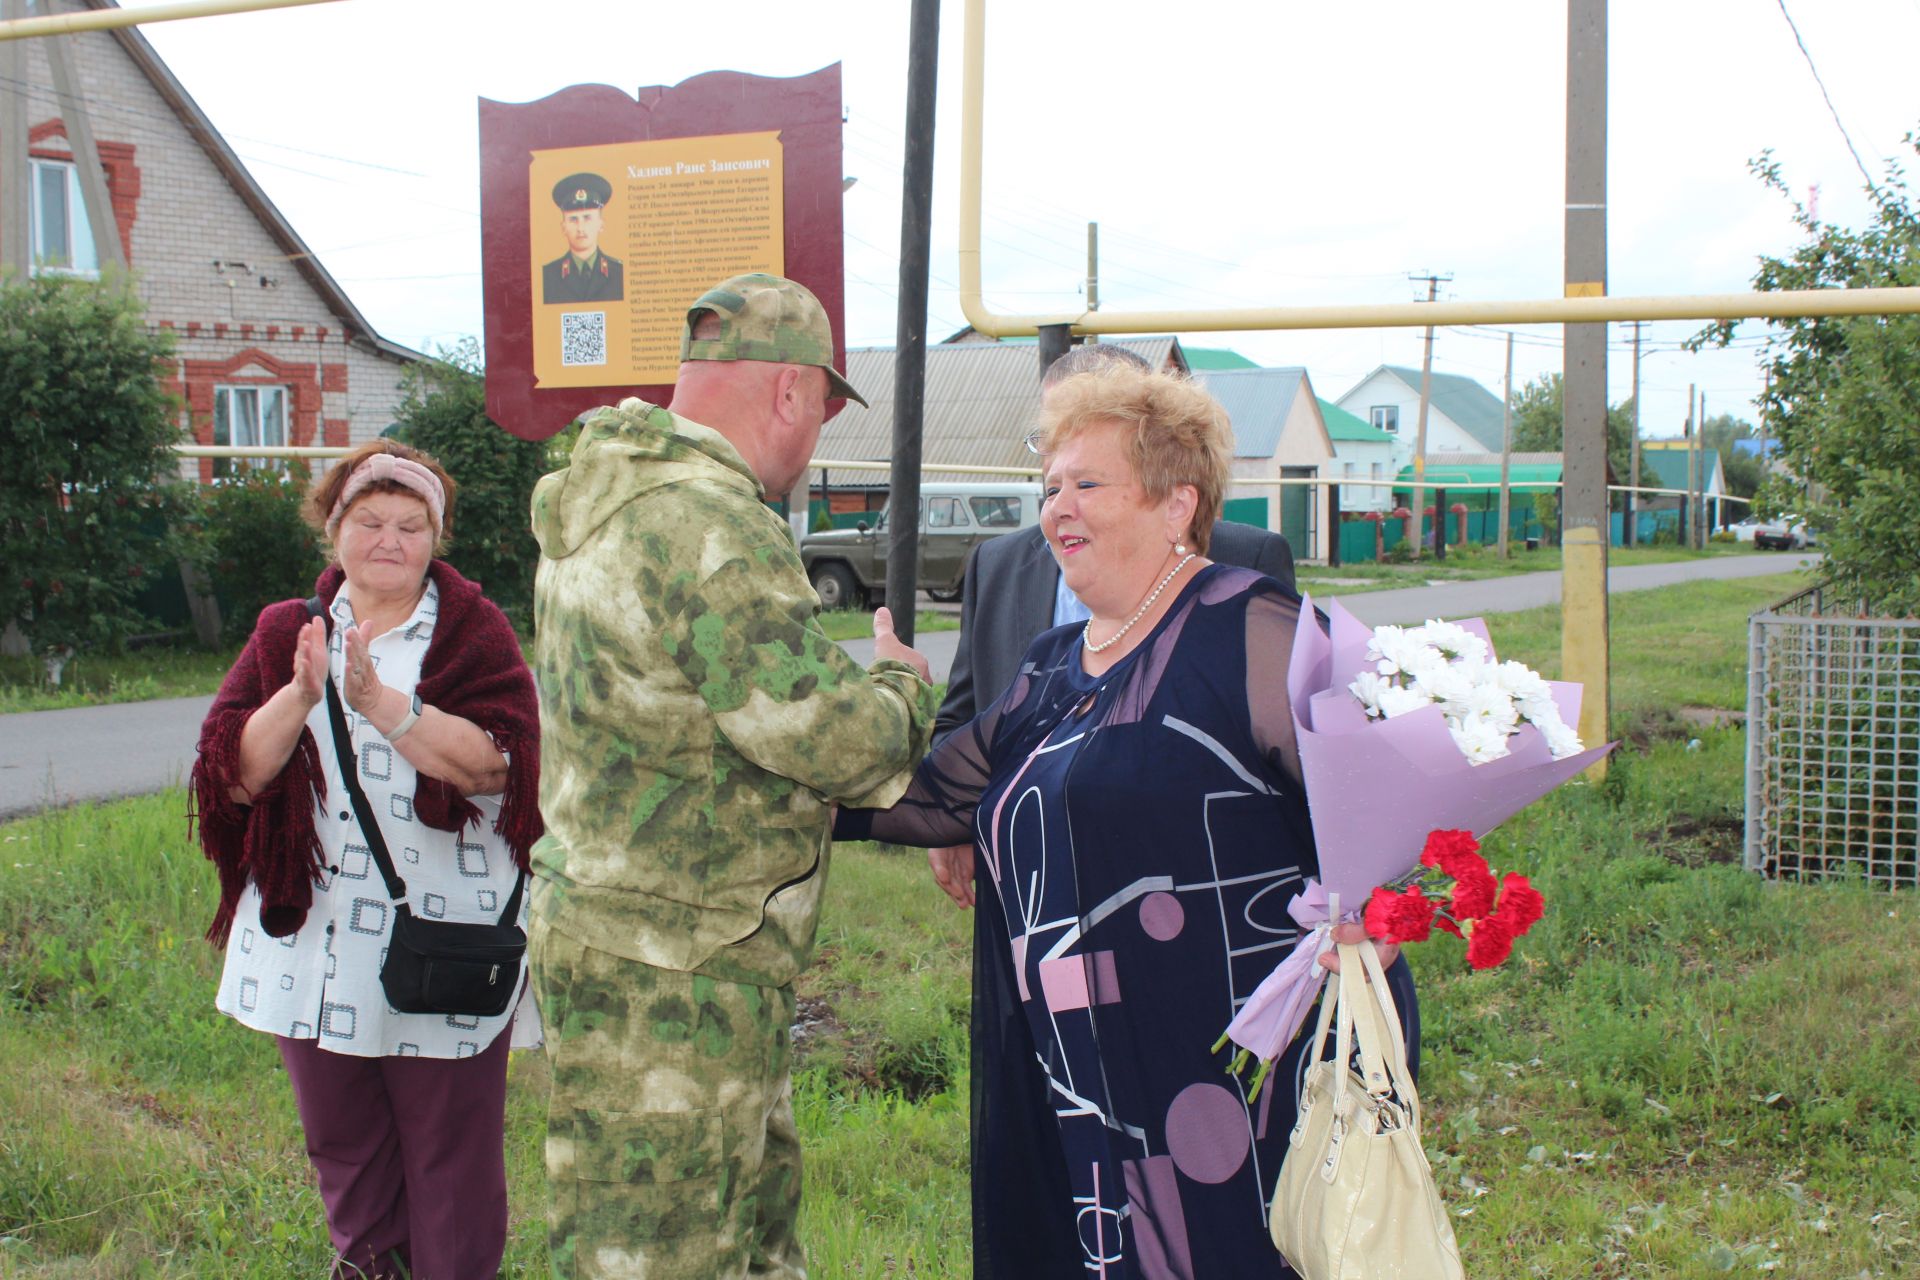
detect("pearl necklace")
[1084,551,1197,654]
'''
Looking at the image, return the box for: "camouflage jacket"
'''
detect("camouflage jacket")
[530,399,937,987]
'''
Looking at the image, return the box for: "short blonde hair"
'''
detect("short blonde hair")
[1036,365,1233,553]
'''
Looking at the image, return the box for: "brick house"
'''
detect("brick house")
[25,2,419,480]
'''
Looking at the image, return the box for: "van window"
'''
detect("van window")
[927,497,965,529]
[970,495,1023,527]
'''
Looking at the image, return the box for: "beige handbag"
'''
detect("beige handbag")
[1270,941,1466,1280]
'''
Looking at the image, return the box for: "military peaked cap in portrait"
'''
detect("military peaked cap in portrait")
[552,173,613,211]
[680,273,867,406]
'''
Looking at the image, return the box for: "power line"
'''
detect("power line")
[1774,0,1877,191]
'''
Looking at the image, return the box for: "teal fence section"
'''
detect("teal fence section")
[1221,496,1269,528]
[1334,505,1543,563]
[1338,521,1377,563]
[1611,510,1682,545]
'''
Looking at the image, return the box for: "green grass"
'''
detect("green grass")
[814,609,960,641]
[0,645,240,715]
[3,571,1916,1277]
[1296,541,1770,595]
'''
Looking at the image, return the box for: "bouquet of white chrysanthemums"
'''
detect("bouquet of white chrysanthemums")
[1347,619,1584,765]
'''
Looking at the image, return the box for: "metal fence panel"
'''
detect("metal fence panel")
[1746,583,1920,888]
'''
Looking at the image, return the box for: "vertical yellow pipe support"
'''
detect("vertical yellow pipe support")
[1560,526,1610,762]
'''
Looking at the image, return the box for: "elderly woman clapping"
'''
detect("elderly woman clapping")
[837,366,1417,1277]
[192,440,541,1280]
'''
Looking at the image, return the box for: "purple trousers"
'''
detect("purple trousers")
[277,1032,511,1280]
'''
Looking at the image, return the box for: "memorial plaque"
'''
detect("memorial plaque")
[481,67,847,440]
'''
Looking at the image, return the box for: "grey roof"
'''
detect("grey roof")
[1195,367,1308,458]
[85,0,421,366]
[1372,365,1507,451]
[815,337,1184,483]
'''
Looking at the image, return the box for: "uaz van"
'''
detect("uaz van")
[801,482,1042,610]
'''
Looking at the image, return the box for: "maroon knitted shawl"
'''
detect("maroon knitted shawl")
[191,560,542,945]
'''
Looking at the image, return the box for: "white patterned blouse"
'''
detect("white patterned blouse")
[214,579,542,1058]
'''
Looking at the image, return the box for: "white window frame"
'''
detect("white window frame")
[214,385,290,476]
[29,157,100,278]
[1370,405,1399,434]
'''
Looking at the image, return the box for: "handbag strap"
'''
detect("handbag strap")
[306,596,526,926]
[1352,941,1424,1133]
[1337,947,1391,1097]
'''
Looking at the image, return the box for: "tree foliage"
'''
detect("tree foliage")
[0,277,186,662]
[388,339,549,628]
[1694,144,1920,614]
[189,468,326,641]
[1506,373,1637,483]
[1700,413,1761,500]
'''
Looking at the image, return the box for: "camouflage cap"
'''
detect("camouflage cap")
[680,273,867,406]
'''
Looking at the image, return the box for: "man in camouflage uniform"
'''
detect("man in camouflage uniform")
[529,273,938,1279]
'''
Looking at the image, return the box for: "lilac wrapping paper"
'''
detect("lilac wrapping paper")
[1223,595,1615,1065]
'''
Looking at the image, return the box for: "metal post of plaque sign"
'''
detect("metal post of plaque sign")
[888,0,940,643]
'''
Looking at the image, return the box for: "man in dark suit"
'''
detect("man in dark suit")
[541,172,624,305]
[927,344,1295,905]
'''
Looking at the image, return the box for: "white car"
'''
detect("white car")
[1726,516,1763,543]
[1753,514,1815,551]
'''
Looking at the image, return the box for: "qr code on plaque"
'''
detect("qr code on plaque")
[559,311,607,367]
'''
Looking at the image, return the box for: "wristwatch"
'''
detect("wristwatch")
[386,692,423,741]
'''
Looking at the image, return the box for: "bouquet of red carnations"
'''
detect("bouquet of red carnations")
[1217,596,1612,1088]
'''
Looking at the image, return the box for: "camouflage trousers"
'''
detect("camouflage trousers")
[530,917,804,1280]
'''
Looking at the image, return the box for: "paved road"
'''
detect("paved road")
[1327,550,1818,626]
[0,693,214,819]
[0,553,1813,819]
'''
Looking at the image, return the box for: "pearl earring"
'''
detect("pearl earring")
[1175,542,1188,556]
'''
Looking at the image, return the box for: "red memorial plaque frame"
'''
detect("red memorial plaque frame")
[480,66,848,441]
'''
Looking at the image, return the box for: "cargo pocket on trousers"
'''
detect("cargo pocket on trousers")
[572,1108,724,1240]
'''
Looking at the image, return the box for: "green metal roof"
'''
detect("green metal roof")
[1318,399,1394,443]
[1184,347,1260,370]
[1392,460,1563,489]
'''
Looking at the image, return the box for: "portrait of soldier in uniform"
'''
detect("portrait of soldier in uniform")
[541,172,624,305]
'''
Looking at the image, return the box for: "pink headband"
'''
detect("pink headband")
[326,453,446,536]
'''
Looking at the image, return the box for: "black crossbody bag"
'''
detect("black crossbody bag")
[310,597,527,1018]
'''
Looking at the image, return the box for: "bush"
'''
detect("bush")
[1531,491,1561,546]
[189,469,327,641]
[0,277,186,674]
[387,339,550,629]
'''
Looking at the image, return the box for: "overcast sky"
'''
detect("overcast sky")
[129,0,1920,442]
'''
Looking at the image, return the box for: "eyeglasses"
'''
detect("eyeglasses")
[1023,428,1046,455]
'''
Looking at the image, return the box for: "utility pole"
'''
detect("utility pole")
[1498,331,1514,558]
[1756,367,1770,491]
[886,0,940,645]
[1625,320,1642,546]
[1407,271,1449,559]
[1562,0,1610,766]
[45,2,126,272]
[1697,391,1709,543]
[1684,382,1697,549]
[1085,220,1099,339]
[0,0,26,272]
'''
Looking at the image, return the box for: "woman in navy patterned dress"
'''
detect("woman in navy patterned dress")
[838,367,1417,1277]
